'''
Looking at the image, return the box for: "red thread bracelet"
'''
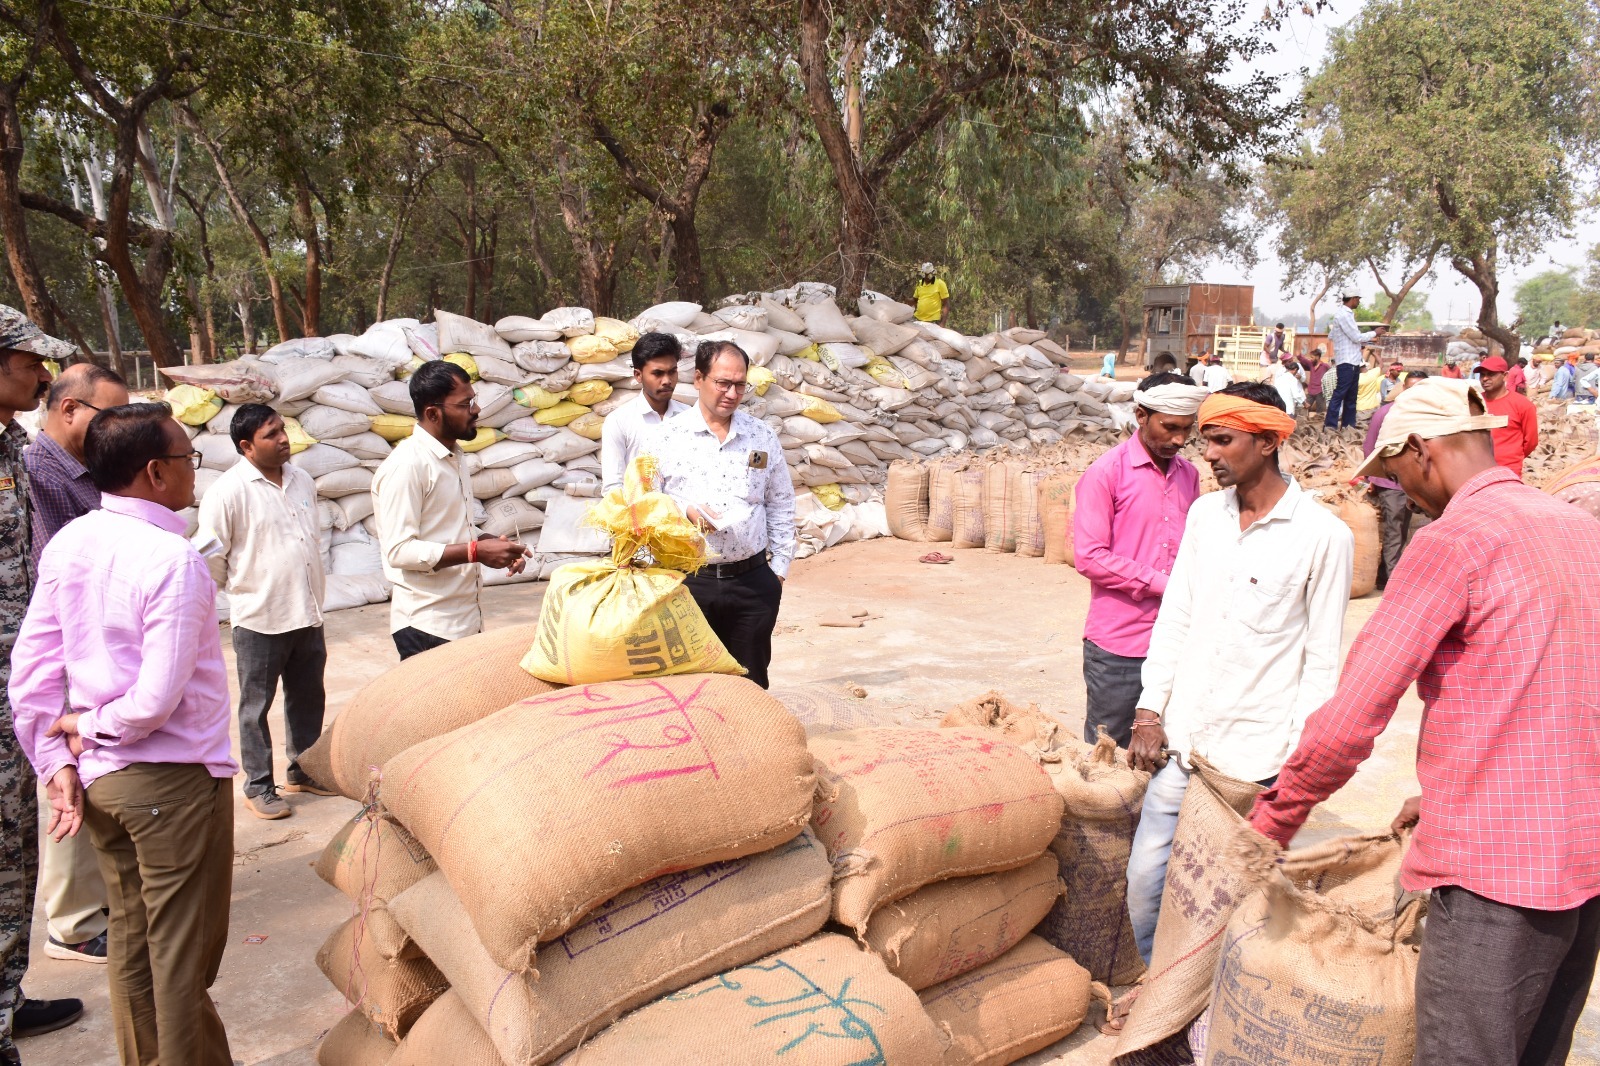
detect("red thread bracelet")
[468,539,478,564]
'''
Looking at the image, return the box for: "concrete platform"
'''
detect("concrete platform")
[20,537,1599,1064]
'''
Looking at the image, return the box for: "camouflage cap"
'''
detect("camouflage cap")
[0,303,75,360]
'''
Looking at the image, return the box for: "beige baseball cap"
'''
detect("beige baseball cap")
[1355,377,1507,479]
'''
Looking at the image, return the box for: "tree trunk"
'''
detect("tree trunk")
[0,83,58,332]
[1024,286,1037,331]
[103,116,181,365]
[552,140,619,316]
[293,172,321,336]
[1308,276,1331,333]
[1451,247,1518,357]
[235,295,256,354]
[1368,242,1441,327]
[462,158,477,319]
[179,106,293,345]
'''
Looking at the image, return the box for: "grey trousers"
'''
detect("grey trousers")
[1414,885,1600,1065]
[233,625,327,799]
[1081,638,1144,747]
[1375,487,1412,584]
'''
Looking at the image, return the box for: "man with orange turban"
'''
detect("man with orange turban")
[1114,381,1354,988]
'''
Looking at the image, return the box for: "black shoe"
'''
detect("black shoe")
[14,997,83,1038]
[45,931,108,964]
[0,1046,17,1065]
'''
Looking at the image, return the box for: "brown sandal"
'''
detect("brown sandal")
[918,552,953,564]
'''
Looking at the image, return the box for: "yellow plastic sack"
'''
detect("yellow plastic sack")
[397,355,425,380]
[864,357,906,388]
[798,394,842,424]
[795,343,822,362]
[442,352,480,381]
[282,415,317,454]
[812,483,846,510]
[521,457,745,685]
[569,335,619,364]
[593,316,640,354]
[535,400,590,427]
[369,413,416,442]
[567,411,604,441]
[567,379,613,406]
[748,366,776,396]
[165,384,222,426]
[514,385,567,410]
[459,426,505,452]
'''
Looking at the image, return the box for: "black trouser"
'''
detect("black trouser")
[1324,363,1360,428]
[233,625,327,799]
[393,625,451,661]
[1374,487,1412,587]
[1081,638,1144,747]
[1414,886,1600,1065]
[684,563,784,689]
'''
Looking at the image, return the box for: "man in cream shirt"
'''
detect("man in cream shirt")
[1118,381,1353,978]
[600,331,689,493]
[372,360,530,660]
[199,404,329,820]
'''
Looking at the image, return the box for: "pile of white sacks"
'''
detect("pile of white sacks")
[159,282,1136,615]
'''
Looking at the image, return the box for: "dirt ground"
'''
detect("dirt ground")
[22,536,1600,1065]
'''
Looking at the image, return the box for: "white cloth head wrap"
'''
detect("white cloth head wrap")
[1134,382,1209,416]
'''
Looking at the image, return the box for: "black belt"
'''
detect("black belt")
[698,554,766,579]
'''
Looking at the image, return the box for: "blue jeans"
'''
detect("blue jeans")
[1324,363,1360,428]
[1125,759,1277,964]
[1126,760,1191,963]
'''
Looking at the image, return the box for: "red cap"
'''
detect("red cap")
[1478,355,1510,373]
[1389,361,1404,369]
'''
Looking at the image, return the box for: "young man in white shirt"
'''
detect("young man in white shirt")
[1202,353,1232,393]
[652,340,796,688]
[1121,381,1353,968]
[198,405,331,819]
[600,332,689,493]
[371,361,530,660]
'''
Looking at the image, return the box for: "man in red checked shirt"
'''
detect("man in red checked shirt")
[1250,377,1600,1066]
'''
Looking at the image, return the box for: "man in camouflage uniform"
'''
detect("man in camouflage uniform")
[0,306,83,1062]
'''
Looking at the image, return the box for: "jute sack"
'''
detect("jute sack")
[391,991,504,1066]
[316,915,448,1038]
[919,935,1093,1066]
[982,460,1021,552]
[1113,755,1263,1064]
[810,727,1065,932]
[1008,466,1050,557]
[553,933,947,1065]
[1036,733,1150,986]
[863,853,1062,991]
[1205,877,1423,1065]
[316,1009,399,1066]
[381,675,817,971]
[1039,470,1079,565]
[297,624,554,801]
[1337,497,1380,598]
[314,808,437,960]
[389,832,833,1066]
[939,691,1062,755]
[885,462,933,541]
[950,464,987,549]
[520,458,744,684]
[926,460,957,542]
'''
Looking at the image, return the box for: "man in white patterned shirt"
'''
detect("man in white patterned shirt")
[651,339,796,688]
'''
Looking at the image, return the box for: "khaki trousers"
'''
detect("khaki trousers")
[84,763,234,1066]
[39,803,109,943]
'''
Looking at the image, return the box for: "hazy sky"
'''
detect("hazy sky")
[1198,0,1597,327]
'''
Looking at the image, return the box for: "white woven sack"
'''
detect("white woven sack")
[291,444,360,479]
[370,380,416,415]
[314,381,384,415]
[539,307,596,337]
[473,439,542,470]
[344,323,413,368]
[714,306,768,332]
[436,309,513,360]
[269,360,347,404]
[315,466,374,498]
[298,404,371,441]
[194,435,239,471]
[495,315,563,342]
[537,427,601,464]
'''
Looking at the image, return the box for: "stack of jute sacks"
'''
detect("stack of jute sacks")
[301,464,1111,1066]
[301,673,1110,1063]
[155,285,1132,615]
[884,422,1392,599]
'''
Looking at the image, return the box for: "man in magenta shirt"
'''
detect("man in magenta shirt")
[1072,372,1207,745]
[10,403,237,1065]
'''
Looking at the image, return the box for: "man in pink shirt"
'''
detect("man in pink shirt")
[10,402,237,1065]
[1072,372,1207,745]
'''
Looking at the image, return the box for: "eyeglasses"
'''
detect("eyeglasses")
[160,451,203,469]
[72,399,102,413]
[437,400,479,412]
[709,379,749,395]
